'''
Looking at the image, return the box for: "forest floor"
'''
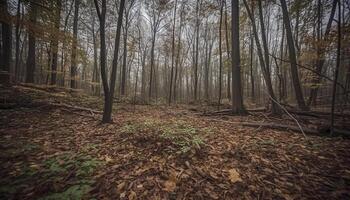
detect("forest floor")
[1,84,350,200]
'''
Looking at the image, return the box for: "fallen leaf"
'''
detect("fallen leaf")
[163,180,176,192]
[117,182,126,193]
[128,190,137,200]
[228,168,242,183]
[105,155,113,163]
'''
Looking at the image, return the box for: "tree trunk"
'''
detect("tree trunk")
[330,0,341,135]
[0,0,12,75]
[169,0,178,105]
[280,0,308,110]
[70,0,80,89]
[50,0,62,85]
[14,0,21,81]
[308,0,337,106]
[243,0,280,114]
[224,0,231,100]
[194,0,201,102]
[218,0,224,106]
[25,2,37,83]
[231,0,245,114]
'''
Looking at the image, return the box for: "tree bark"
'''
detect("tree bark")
[218,0,224,106]
[70,0,80,88]
[231,0,245,114]
[50,0,62,85]
[169,0,178,105]
[25,2,37,83]
[280,0,308,110]
[0,0,12,74]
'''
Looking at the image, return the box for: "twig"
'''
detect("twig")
[265,91,308,139]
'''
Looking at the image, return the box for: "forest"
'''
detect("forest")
[0,0,350,199]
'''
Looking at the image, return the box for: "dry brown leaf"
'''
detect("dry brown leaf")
[117,182,126,193]
[228,168,242,183]
[104,155,113,163]
[128,191,137,200]
[163,180,176,192]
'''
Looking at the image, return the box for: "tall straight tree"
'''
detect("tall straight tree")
[243,0,281,114]
[231,0,245,114]
[70,0,80,88]
[330,0,341,135]
[308,0,337,106]
[0,0,12,79]
[26,2,37,83]
[193,0,201,101]
[218,0,224,106]
[280,0,308,110]
[168,0,178,105]
[120,0,135,96]
[94,0,126,123]
[50,0,62,85]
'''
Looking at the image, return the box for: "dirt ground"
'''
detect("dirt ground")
[1,85,350,199]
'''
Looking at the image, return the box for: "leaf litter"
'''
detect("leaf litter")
[0,85,350,199]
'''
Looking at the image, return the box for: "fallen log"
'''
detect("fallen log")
[288,109,350,118]
[239,122,319,134]
[48,102,102,114]
[204,118,350,137]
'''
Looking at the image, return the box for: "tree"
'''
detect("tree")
[231,0,245,114]
[193,0,201,102]
[120,0,136,96]
[0,0,12,79]
[50,0,62,85]
[70,0,80,88]
[218,0,224,106]
[94,0,126,123]
[243,0,281,114]
[168,0,178,105]
[308,0,338,106]
[330,0,341,135]
[26,2,38,83]
[280,0,308,111]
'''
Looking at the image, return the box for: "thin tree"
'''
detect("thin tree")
[169,0,178,105]
[218,0,224,107]
[330,0,341,135]
[94,0,126,123]
[280,0,308,110]
[120,0,136,96]
[50,0,62,85]
[70,0,80,88]
[26,2,37,83]
[0,0,12,79]
[231,0,245,114]
[243,0,280,114]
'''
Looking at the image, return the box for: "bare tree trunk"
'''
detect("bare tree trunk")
[120,1,135,96]
[0,0,12,77]
[224,1,231,100]
[218,0,224,106]
[50,0,62,85]
[14,0,22,81]
[331,0,341,135]
[280,0,308,110]
[250,27,255,102]
[231,0,245,114]
[25,2,37,83]
[70,0,80,88]
[149,30,156,101]
[194,0,201,102]
[168,0,178,105]
[244,0,280,114]
[94,0,126,123]
[308,0,337,106]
